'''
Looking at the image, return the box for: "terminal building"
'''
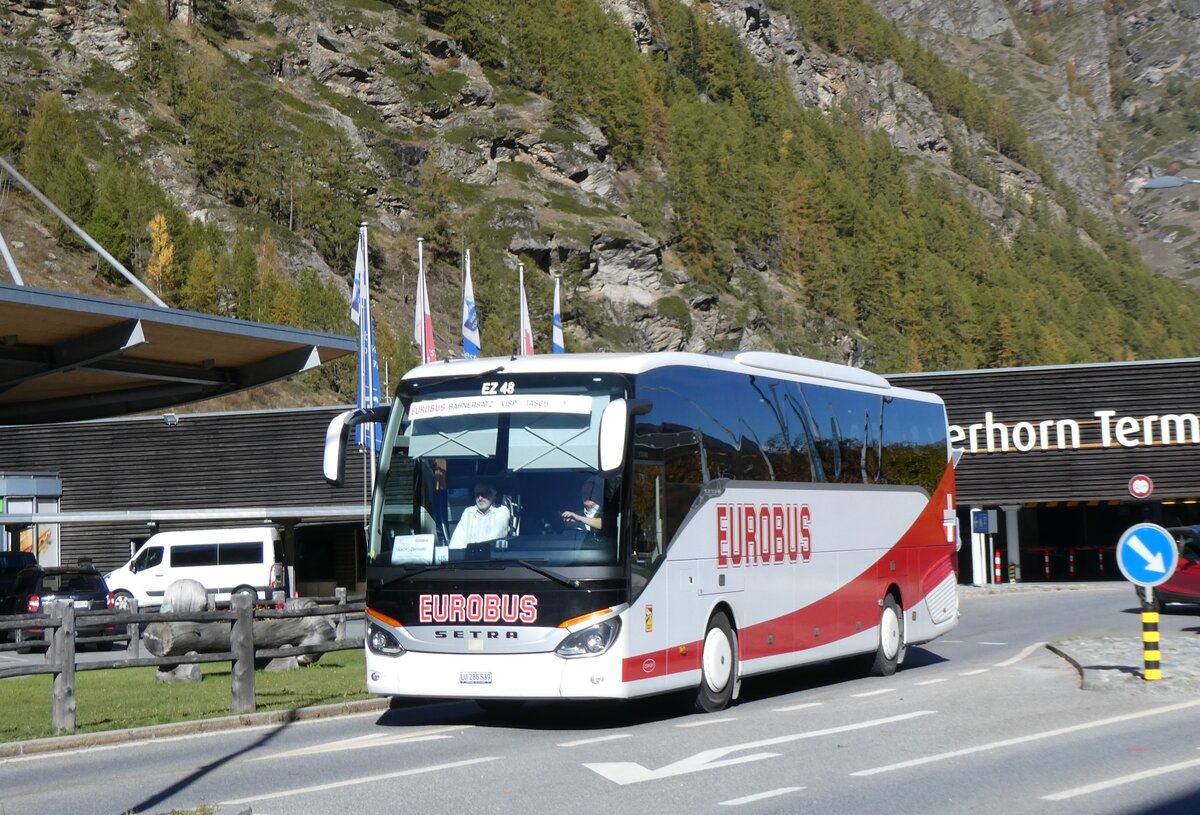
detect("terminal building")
[5,356,1200,589]
[892,357,1200,585]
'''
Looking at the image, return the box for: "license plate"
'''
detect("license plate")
[73,600,90,609]
[459,671,492,685]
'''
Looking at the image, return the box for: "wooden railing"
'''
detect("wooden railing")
[0,590,365,733]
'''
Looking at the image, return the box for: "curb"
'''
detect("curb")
[959,582,1126,597]
[0,697,390,759]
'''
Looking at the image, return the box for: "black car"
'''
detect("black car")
[1,565,119,652]
[0,551,38,597]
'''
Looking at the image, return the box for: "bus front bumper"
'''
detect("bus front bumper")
[364,647,629,700]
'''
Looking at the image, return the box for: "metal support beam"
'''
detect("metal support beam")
[0,156,167,308]
[0,319,147,395]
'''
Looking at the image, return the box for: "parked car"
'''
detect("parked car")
[0,550,38,597]
[0,565,120,652]
[1149,526,1200,610]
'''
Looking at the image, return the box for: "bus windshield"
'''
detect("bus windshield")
[369,373,629,570]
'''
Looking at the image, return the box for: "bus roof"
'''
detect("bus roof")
[401,351,943,404]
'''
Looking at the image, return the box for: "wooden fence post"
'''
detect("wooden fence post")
[230,592,256,715]
[50,600,77,733]
[126,598,140,660]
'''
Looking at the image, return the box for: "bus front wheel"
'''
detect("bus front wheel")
[869,594,904,677]
[694,611,737,713]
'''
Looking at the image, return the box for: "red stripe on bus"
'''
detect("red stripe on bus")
[622,464,956,682]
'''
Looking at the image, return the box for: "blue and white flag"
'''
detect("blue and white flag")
[552,276,564,354]
[462,249,481,359]
[350,222,381,454]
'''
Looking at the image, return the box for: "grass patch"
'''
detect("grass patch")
[0,649,369,743]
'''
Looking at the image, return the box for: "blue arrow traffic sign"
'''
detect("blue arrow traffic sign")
[1116,523,1180,588]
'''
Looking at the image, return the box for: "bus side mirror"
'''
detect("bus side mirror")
[324,406,391,485]
[598,399,651,474]
[324,410,356,486]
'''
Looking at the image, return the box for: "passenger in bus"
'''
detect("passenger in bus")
[449,481,512,549]
[562,477,603,533]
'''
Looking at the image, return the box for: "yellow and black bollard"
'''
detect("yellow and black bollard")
[1141,590,1161,681]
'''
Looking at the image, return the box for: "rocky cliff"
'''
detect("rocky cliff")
[2,0,1198,393]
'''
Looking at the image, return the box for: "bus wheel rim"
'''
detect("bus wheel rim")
[703,627,733,692]
[881,605,901,660]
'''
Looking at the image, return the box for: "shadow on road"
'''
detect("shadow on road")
[372,647,950,732]
[124,716,295,814]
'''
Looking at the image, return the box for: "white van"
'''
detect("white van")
[105,527,284,610]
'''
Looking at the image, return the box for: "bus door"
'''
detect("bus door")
[627,458,674,693]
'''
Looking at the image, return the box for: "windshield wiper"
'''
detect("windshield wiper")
[513,559,581,590]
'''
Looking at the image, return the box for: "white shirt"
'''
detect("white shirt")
[449,504,511,549]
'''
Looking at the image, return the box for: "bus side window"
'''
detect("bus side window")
[629,460,666,597]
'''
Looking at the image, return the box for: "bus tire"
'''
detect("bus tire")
[869,594,904,677]
[694,611,737,713]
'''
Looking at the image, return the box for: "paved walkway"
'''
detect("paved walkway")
[963,580,1200,695]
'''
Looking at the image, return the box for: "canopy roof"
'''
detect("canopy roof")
[0,284,355,424]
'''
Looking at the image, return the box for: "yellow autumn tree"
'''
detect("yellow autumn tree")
[256,228,299,325]
[145,213,176,299]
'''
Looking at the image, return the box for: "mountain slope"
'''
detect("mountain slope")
[2,0,1199,407]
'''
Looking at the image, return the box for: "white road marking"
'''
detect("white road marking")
[994,641,1046,668]
[221,756,501,806]
[676,716,737,728]
[249,726,471,761]
[978,641,1007,646]
[1043,750,1200,801]
[852,699,1200,777]
[914,678,949,686]
[586,710,935,785]
[850,688,895,698]
[958,669,989,676]
[558,734,632,747]
[720,787,806,806]
[773,702,823,712]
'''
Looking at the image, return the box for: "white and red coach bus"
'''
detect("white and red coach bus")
[324,351,959,712]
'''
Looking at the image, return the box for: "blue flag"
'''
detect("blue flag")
[350,223,381,453]
[462,249,481,359]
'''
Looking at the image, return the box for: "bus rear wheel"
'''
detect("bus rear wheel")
[693,611,737,713]
[868,594,904,677]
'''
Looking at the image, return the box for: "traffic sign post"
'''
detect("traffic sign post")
[1116,523,1180,681]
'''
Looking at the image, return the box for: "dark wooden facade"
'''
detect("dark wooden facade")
[890,358,1200,506]
[1,406,369,575]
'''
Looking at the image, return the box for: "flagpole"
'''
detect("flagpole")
[364,223,377,488]
[351,221,380,491]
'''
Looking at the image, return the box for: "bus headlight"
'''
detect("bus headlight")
[555,618,621,658]
[367,623,406,656]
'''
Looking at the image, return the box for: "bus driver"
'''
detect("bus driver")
[449,481,511,549]
[562,477,603,532]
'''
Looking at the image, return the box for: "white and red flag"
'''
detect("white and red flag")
[414,237,437,364]
[518,263,535,356]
